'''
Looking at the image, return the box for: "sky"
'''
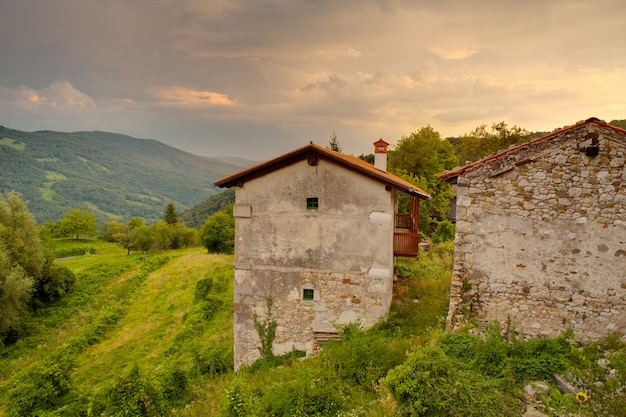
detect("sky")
[1,0,625,160]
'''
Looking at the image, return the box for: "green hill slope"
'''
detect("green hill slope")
[0,126,252,224]
[0,241,624,416]
[0,243,234,416]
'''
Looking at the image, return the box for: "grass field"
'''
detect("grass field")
[1,240,624,416]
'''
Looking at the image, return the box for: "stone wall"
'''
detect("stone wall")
[448,121,626,341]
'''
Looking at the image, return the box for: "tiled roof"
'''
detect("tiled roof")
[214,142,430,198]
[438,117,626,180]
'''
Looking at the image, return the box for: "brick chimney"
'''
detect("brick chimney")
[373,139,389,171]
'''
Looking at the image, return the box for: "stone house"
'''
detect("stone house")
[214,141,429,369]
[439,117,626,341]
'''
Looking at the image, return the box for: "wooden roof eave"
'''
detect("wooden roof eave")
[214,143,430,199]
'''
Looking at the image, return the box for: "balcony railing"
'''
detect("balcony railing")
[394,232,419,257]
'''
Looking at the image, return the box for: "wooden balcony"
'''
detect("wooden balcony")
[394,231,419,257]
[394,195,420,257]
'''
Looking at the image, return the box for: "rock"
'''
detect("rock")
[524,406,549,417]
[523,381,550,398]
[553,373,578,394]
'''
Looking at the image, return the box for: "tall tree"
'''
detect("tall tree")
[199,204,235,254]
[59,209,97,239]
[0,192,74,344]
[327,132,342,152]
[387,126,458,235]
[453,121,532,164]
[163,202,179,225]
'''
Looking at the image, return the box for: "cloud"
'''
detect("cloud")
[150,86,236,106]
[429,47,480,60]
[5,82,96,113]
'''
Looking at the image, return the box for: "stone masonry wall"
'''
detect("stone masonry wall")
[448,122,626,341]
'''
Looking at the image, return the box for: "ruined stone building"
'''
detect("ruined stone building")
[215,141,429,369]
[439,117,626,341]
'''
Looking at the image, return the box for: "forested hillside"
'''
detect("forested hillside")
[0,127,253,224]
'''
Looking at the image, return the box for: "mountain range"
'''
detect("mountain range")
[0,126,253,225]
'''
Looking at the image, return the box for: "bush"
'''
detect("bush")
[258,372,348,417]
[6,361,72,417]
[432,219,455,243]
[195,346,234,376]
[441,324,569,382]
[320,324,408,391]
[384,345,517,417]
[53,247,95,259]
[91,365,165,417]
[34,260,76,303]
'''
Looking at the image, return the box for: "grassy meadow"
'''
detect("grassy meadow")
[0,240,624,416]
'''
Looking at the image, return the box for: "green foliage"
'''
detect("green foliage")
[0,191,47,278]
[320,323,408,391]
[5,360,72,417]
[0,241,33,341]
[450,121,533,164]
[0,192,75,343]
[218,379,253,417]
[33,259,76,303]
[387,127,458,235]
[385,345,516,417]
[609,118,626,130]
[53,246,96,258]
[180,188,235,229]
[565,333,626,416]
[220,364,349,417]
[327,131,342,152]
[58,209,97,239]
[431,219,455,243]
[200,204,235,254]
[259,372,347,417]
[439,323,570,383]
[252,296,277,361]
[0,126,246,225]
[163,202,180,225]
[385,242,453,336]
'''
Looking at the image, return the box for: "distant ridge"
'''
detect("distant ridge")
[0,126,254,225]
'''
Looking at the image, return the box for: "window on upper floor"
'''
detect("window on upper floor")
[306,197,319,210]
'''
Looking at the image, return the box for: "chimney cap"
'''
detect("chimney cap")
[373,139,389,153]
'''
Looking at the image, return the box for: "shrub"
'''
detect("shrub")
[320,324,408,391]
[258,372,348,417]
[34,260,76,303]
[6,360,72,417]
[195,346,234,376]
[218,379,254,417]
[53,247,95,259]
[384,345,517,417]
[91,364,164,417]
[432,220,455,243]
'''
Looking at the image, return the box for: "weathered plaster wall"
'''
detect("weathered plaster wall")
[233,158,396,369]
[448,123,626,341]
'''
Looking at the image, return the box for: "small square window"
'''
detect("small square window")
[303,289,314,301]
[306,197,319,210]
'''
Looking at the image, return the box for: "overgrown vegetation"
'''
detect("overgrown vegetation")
[1,238,624,416]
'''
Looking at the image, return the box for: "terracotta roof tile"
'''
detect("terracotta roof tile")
[438,117,626,180]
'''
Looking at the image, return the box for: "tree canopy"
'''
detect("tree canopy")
[327,132,342,152]
[199,204,235,254]
[451,121,533,164]
[387,126,458,234]
[163,202,179,225]
[0,192,74,345]
[59,209,97,239]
